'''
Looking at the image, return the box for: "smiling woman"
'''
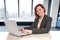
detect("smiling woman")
[19,4,52,34]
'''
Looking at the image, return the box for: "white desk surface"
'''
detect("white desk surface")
[0,31,60,40]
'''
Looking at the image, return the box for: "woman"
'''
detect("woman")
[19,4,52,34]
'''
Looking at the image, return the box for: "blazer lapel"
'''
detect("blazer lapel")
[39,15,46,29]
[34,15,46,29]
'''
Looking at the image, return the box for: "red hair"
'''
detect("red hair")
[34,4,46,18]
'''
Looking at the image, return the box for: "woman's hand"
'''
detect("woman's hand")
[18,28,28,34]
[23,29,32,34]
[18,28,32,34]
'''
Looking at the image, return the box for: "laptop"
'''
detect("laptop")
[4,19,30,36]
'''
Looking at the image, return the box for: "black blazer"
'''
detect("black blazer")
[24,15,52,34]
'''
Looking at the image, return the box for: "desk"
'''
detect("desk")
[0,31,60,40]
[7,32,51,40]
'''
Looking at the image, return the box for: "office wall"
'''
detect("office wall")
[50,0,59,27]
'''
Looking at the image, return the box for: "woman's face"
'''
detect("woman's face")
[36,6,44,17]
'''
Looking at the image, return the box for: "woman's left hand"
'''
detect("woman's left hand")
[23,29,32,34]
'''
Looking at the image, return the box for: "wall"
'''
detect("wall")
[50,0,59,27]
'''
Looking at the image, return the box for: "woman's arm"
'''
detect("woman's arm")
[32,18,52,34]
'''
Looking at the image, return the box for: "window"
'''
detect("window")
[5,0,18,18]
[0,0,5,19]
[19,0,31,17]
[0,0,44,21]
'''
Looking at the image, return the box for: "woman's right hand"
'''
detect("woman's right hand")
[18,28,29,35]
